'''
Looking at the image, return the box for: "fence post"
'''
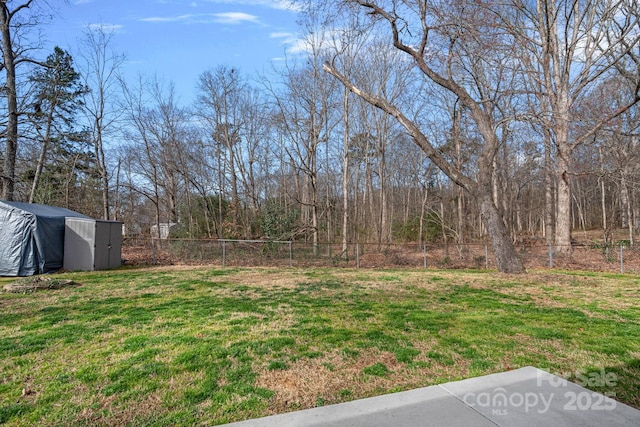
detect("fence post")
[222,240,226,268]
[484,245,489,269]
[356,243,360,269]
[620,243,624,274]
[289,241,293,267]
[548,244,553,268]
[423,244,427,268]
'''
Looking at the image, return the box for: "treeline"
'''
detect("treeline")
[1,1,639,272]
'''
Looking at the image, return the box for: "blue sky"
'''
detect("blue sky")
[46,0,303,103]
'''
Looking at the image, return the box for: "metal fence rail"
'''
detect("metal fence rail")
[121,238,640,273]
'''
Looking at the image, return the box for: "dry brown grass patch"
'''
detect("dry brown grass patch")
[256,349,436,414]
[228,269,304,290]
[74,392,164,427]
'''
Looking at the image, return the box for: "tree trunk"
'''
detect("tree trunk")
[378,144,388,244]
[478,190,524,273]
[96,130,110,220]
[63,152,82,209]
[621,175,634,246]
[418,184,429,247]
[341,87,350,258]
[29,102,56,203]
[555,150,573,255]
[600,146,609,243]
[114,159,120,221]
[439,179,448,257]
[311,166,319,256]
[453,105,465,244]
[0,4,19,201]
[365,153,374,239]
[227,142,239,232]
[28,138,49,204]
[544,132,554,244]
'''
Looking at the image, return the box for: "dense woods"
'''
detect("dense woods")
[1,0,639,272]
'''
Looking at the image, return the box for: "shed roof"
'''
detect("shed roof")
[0,201,90,219]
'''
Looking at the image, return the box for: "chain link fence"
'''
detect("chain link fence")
[121,237,640,273]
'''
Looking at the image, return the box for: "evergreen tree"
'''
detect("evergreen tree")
[27,46,89,205]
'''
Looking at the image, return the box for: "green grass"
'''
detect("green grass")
[1,267,639,426]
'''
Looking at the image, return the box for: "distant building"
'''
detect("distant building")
[150,222,178,239]
[122,223,142,237]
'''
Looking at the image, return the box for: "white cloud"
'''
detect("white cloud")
[277,30,340,56]
[270,31,294,39]
[140,12,259,25]
[203,0,302,12]
[286,37,313,54]
[269,31,308,55]
[87,23,124,33]
[140,14,192,23]
[213,12,259,24]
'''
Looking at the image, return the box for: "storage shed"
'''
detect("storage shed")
[0,201,89,276]
[63,218,122,271]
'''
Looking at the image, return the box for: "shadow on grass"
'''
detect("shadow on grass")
[573,359,640,409]
[0,403,34,425]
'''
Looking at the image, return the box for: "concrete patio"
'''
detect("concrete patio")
[221,366,640,426]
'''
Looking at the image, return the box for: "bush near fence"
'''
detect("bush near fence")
[121,237,640,273]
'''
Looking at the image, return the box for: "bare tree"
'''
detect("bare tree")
[196,66,247,236]
[120,77,193,235]
[585,76,640,245]
[507,0,640,254]
[78,24,125,220]
[323,0,525,272]
[231,85,272,234]
[267,32,340,253]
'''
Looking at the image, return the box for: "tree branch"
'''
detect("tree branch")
[322,60,474,191]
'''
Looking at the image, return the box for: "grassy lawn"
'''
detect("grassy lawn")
[1,266,639,426]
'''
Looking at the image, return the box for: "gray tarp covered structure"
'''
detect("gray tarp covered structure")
[0,201,89,276]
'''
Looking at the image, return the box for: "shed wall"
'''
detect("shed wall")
[63,219,96,271]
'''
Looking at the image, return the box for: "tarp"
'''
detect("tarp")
[0,201,89,276]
